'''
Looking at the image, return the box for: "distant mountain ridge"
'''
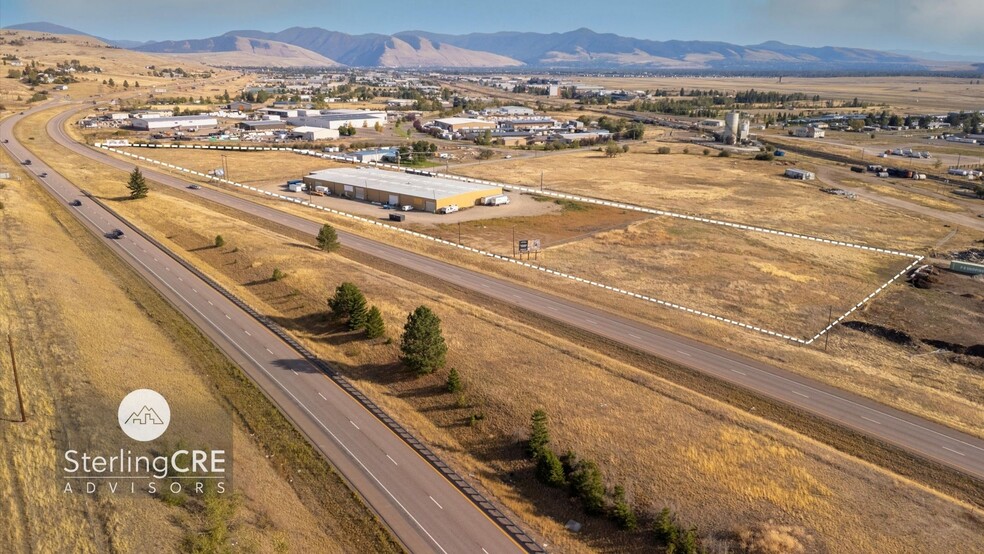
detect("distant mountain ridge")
[3,21,146,48]
[5,21,978,70]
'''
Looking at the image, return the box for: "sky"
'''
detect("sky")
[1,0,982,58]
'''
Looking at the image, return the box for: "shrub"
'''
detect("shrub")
[214,235,225,248]
[702,148,710,155]
[657,146,671,154]
[718,149,731,158]
[754,151,775,161]
[271,268,285,281]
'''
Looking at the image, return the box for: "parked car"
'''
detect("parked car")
[400,205,413,211]
[438,204,459,214]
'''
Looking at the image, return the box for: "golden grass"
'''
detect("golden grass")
[15,106,984,553]
[573,75,984,112]
[58,114,984,441]
[450,141,978,254]
[0,127,386,552]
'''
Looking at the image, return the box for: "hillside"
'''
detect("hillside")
[139,36,341,67]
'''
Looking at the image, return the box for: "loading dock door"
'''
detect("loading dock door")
[388,194,399,206]
[425,200,436,212]
[355,187,365,200]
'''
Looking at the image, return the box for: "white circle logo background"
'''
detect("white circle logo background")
[117,389,171,442]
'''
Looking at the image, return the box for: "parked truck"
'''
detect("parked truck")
[481,194,510,206]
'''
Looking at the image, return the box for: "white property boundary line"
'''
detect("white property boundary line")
[99,143,923,345]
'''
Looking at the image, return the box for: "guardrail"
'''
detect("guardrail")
[84,193,543,553]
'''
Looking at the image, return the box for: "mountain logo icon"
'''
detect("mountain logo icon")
[117,389,171,442]
[125,406,165,426]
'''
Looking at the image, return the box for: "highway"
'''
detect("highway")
[34,105,984,484]
[1,107,537,553]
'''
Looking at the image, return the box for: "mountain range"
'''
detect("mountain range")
[4,21,976,70]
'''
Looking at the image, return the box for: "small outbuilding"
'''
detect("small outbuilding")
[784,168,816,180]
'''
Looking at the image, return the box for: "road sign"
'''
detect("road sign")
[518,239,529,253]
[531,239,541,252]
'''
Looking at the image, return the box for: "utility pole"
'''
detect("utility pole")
[540,170,544,192]
[457,221,461,245]
[824,306,832,352]
[8,334,25,423]
[512,226,516,258]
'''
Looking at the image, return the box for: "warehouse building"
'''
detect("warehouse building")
[289,126,340,140]
[433,117,496,133]
[130,115,218,130]
[288,109,387,130]
[237,120,287,131]
[303,167,502,212]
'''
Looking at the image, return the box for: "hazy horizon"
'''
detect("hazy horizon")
[1,0,982,58]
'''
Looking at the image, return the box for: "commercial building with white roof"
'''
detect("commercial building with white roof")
[302,167,502,212]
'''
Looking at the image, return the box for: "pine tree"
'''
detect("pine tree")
[570,459,606,515]
[126,166,148,199]
[328,282,367,330]
[611,485,637,530]
[528,409,550,458]
[535,448,566,488]
[271,268,285,281]
[446,367,462,393]
[399,306,447,376]
[316,223,340,252]
[214,235,225,248]
[364,305,385,339]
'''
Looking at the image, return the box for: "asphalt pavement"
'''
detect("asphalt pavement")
[1,107,535,554]
[33,106,984,484]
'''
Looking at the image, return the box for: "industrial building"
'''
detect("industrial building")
[433,117,497,133]
[303,167,502,212]
[130,115,218,130]
[722,111,749,144]
[793,125,825,138]
[289,126,340,141]
[287,109,387,130]
[237,120,287,131]
[344,147,399,163]
[784,168,816,180]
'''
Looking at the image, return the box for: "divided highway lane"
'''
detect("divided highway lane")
[41,106,984,483]
[2,109,529,553]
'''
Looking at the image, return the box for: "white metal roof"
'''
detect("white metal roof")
[305,167,501,200]
[434,117,494,126]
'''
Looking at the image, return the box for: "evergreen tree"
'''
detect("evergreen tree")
[364,305,385,338]
[399,306,447,376]
[528,409,550,457]
[611,485,637,530]
[569,459,606,514]
[328,282,367,330]
[654,508,679,545]
[446,367,462,393]
[316,223,340,252]
[214,235,225,248]
[535,448,566,488]
[126,166,148,199]
[271,268,285,281]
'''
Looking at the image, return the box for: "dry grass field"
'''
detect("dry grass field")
[546,217,904,338]
[574,75,984,112]
[67,120,984,442]
[13,110,984,553]
[449,141,978,253]
[0,133,394,552]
